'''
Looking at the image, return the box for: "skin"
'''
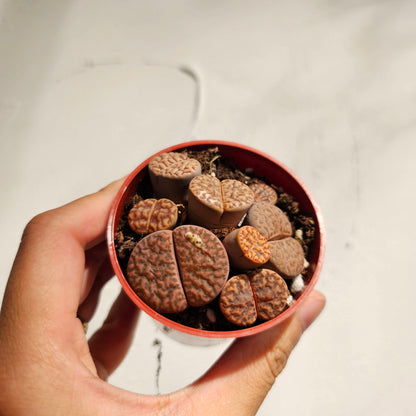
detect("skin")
[0,179,326,416]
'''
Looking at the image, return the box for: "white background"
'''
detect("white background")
[1,1,415,414]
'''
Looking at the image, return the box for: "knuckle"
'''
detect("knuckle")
[23,210,57,236]
[257,344,291,390]
[20,211,61,250]
[261,319,304,386]
[265,343,290,380]
[21,215,44,243]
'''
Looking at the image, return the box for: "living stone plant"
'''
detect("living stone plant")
[119,150,311,328]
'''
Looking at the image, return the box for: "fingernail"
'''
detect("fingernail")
[299,291,326,331]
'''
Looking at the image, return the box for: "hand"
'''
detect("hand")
[0,180,325,416]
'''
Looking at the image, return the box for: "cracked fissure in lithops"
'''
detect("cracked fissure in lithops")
[148,152,201,203]
[219,269,290,327]
[187,174,254,228]
[245,201,292,241]
[266,237,305,279]
[126,225,229,314]
[128,198,178,235]
[244,201,305,278]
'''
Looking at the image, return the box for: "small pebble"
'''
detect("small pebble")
[290,274,305,294]
[286,295,295,306]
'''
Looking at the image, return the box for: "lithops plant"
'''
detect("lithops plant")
[244,201,305,278]
[126,230,187,314]
[249,268,290,321]
[266,237,305,279]
[148,152,201,203]
[249,182,278,205]
[173,225,230,307]
[218,274,257,326]
[245,201,292,241]
[111,143,321,335]
[126,225,229,314]
[187,174,254,228]
[128,198,178,234]
[222,225,270,270]
[219,269,290,326]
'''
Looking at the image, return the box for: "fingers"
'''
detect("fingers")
[297,290,327,331]
[88,290,140,380]
[183,291,326,416]
[77,245,115,322]
[1,178,124,329]
[46,177,125,249]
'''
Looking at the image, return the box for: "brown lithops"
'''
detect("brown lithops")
[120,147,316,332]
[221,179,255,226]
[148,152,201,203]
[187,174,222,226]
[219,275,257,326]
[219,269,289,326]
[187,175,254,228]
[222,225,270,270]
[249,268,289,320]
[126,225,229,313]
[266,237,305,278]
[126,230,187,314]
[173,225,229,307]
[249,182,278,205]
[128,198,178,234]
[245,201,292,241]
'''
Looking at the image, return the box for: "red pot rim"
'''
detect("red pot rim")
[107,140,326,339]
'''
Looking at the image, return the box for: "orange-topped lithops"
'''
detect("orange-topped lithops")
[108,140,325,338]
[222,225,270,270]
[219,269,290,326]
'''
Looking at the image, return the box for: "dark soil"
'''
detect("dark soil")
[114,147,316,331]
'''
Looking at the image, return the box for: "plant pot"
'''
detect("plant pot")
[107,140,325,341]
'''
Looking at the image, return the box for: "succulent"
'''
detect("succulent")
[127,225,229,314]
[187,175,254,228]
[119,149,312,328]
[219,269,289,327]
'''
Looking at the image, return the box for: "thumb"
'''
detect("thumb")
[184,290,326,416]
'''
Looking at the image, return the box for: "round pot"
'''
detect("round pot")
[107,140,325,340]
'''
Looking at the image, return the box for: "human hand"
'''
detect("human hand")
[0,180,325,416]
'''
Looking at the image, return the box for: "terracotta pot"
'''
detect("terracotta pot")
[107,140,325,341]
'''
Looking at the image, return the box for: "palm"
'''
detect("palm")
[0,180,325,416]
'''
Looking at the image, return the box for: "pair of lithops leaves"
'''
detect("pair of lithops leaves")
[230,201,305,279]
[126,152,305,326]
[149,151,256,228]
[128,151,257,234]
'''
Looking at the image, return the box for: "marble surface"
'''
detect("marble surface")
[1,1,415,414]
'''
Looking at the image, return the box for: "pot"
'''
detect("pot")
[107,140,325,341]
